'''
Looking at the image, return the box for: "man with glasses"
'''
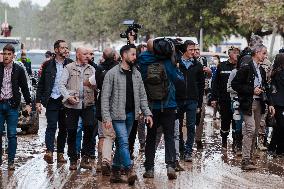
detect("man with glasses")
[211,46,240,151]
[175,40,205,162]
[36,40,73,164]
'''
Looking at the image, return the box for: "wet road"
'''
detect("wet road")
[1,107,284,189]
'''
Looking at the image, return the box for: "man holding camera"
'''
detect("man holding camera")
[232,44,275,170]
[211,46,240,150]
[36,40,72,164]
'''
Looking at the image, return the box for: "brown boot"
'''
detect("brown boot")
[69,161,77,170]
[110,169,122,183]
[80,156,92,170]
[44,151,53,164]
[126,167,138,185]
[57,153,67,163]
[241,159,257,170]
[101,161,111,176]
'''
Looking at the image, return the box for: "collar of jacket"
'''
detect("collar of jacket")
[50,57,70,67]
[118,62,137,73]
[179,57,198,69]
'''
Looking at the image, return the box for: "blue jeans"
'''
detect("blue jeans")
[0,102,19,162]
[76,106,97,155]
[177,99,198,155]
[112,112,134,170]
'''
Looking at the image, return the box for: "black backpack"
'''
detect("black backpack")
[144,61,169,101]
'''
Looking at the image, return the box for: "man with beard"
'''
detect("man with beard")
[36,40,73,164]
[101,44,153,185]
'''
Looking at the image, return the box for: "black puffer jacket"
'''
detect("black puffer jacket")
[36,58,73,107]
[95,59,118,121]
[231,61,272,115]
[0,62,31,108]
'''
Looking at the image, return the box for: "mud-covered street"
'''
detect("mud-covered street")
[0,107,283,189]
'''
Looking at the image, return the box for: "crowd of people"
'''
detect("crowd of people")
[0,34,283,185]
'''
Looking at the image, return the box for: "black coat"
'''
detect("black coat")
[211,60,236,102]
[95,59,118,120]
[36,58,73,107]
[175,57,205,107]
[0,62,31,108]
[271,70,284,107]
[231,61,272,115]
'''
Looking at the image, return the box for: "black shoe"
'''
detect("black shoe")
[80,156,92,170]
[69,161,77,170]
[184,154,193,162]
[175,161,185,172]
[196,140,203,150]
[110,169,122,183]
[167,167,177,180]
[143,168,154,178]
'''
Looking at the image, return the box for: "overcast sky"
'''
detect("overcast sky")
[2,0,50,7]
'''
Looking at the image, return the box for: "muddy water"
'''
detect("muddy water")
[0,107,283,189]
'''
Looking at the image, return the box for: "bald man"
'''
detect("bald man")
[60,47,97,171]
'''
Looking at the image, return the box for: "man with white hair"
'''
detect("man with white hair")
[60,47,96,170]
[232,44,275,170]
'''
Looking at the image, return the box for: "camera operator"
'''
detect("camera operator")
[139,39,181,180]
[232,44,275,170]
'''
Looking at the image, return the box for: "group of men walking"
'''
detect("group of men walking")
[0,34,283,185]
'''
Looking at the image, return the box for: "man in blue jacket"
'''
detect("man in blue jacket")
[139,39,180,180]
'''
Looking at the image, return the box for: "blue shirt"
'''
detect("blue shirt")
[181,57,193,69]
[51,61,64,99]
[253,61,262,88]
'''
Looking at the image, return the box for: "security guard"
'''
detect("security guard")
[211,46,240,150]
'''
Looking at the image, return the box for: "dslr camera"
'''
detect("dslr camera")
[120,20,142,42]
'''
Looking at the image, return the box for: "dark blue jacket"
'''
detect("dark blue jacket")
[138,51,179,110]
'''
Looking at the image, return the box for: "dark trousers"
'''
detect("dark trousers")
[65,106,95,162]
[273,106,284,154]
[45,97,67,153]
[128,120,138,156]
[219,100,235,138]
[144,109,176,170]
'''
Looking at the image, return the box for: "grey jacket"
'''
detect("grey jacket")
[60,61,96,109]
[101,64,152,122]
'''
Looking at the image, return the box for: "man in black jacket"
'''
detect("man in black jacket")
[232,44,275,170]
[175,40,205,162]
[211,47,240,150]
[0,44,31,170]
[36,40,73,164]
